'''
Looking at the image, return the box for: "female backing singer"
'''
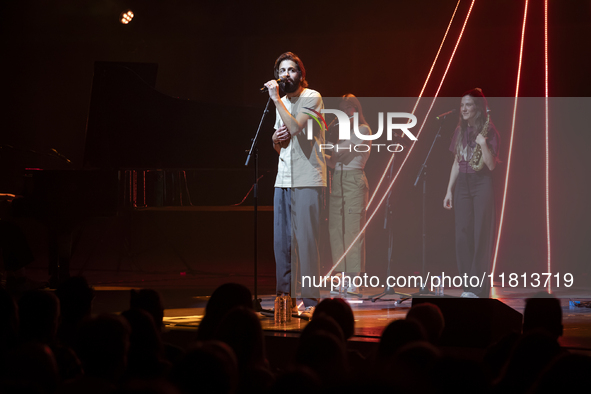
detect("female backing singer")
[443,88,500,298]
[326,94,371,295]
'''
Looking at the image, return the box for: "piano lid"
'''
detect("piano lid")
[83,61,266,170]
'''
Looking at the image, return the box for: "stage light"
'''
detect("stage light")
[545,0,551,292]
[491,0,529,281]
[324,1,477,279]
[367,0,462,211]
[120,10,134,24]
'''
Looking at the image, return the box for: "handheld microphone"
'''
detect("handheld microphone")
[436,108,457,120]
[260,77,286,92]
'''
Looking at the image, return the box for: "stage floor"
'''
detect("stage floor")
[23,266,591,352]
[85,285,591,352]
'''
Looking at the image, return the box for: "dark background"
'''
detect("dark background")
[1,0,590,290]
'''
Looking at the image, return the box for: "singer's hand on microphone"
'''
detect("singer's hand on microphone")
[264,79,280,101]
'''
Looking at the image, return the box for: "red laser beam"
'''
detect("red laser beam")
[491,0,529,280]
[366,0,462,211]
[545,0,551,292]
[325,0,477,279]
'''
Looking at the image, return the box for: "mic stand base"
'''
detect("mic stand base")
[368,287,412,304]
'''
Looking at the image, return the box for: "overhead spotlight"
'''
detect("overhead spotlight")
[120,10,134,24]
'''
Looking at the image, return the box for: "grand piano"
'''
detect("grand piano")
[2,61,276,286]
[83,61,274,207]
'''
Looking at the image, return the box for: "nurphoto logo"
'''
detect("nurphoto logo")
[303,107,418,153]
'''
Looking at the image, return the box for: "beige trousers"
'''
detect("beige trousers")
[329,169,368,273]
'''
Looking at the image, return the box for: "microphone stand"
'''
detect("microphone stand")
[245,97,272,312]
[368,152,412,303]
[412,113,450,296]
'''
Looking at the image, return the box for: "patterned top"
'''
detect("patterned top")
[449,123,500,173]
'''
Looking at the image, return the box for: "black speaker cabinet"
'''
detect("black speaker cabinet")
[411,297,522,348]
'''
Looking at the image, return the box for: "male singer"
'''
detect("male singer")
[263,52,326,317]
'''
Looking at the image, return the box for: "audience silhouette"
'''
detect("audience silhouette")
[0,280,589,394]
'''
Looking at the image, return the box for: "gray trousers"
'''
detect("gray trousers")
[274,187,322,307]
